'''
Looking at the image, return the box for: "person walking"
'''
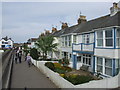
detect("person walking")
[14,50,18,64]
[26,53,32,67]
[18,50,22,63]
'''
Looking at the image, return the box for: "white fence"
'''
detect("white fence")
[31,59,120,88]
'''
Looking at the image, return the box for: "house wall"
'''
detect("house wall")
[94,49,120,59]
[0,39,13,48]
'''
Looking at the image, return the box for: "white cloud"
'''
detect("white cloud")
[2,2,115,43]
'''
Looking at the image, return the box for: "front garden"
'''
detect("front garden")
[44,61,99,85]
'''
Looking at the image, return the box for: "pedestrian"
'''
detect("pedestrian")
[26,53,32,67]
[14,51,18,64]
[18,50,22,63]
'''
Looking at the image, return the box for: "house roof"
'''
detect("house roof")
[55,11,120,36]
[73,11,120,33]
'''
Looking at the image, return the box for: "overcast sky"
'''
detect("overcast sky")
[2,1,119,43]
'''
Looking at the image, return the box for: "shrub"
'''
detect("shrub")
[55,67,66,74]
[53,63,61,68]
[61,66,72,72]
[64,75,93,85]
[30,48,39,60]
[45,62,55,71]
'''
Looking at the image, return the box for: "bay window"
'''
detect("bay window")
[105,30,113,47]
[115,59,120,75]
[105,58,112,76]
[96,29,113,47]
[116,28,120,48]
[97,57,103,73]
[96,31,103,46]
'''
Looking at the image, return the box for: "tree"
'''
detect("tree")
[30,48,39,60]
[35,35,58,60]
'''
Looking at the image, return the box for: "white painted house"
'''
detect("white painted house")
[72,2,120,77]
[0,36,14,49]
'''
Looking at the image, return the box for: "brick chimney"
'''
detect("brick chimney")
[40,33,45,36]
[52,27,57,33]
[45,30,50,35]
[77,15,87,24]
[61,22,68,29]
[110,2,120,16]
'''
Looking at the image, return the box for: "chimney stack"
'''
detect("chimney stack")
[110,2,120,16]
[77,15,87,24]
[45,30,50,35]
[61,22,68,29]
[52,27,57,33]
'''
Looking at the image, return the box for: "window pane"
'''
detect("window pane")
[97,57,103,65]
[116,38,120,47]
[97,31,103,38]
[97,39,103,46]
[116,29,120,37]
[105,59,112,67]
[106,39,113,46]
[97,65,103,73]
[105,67,112,76]
[105,30,112,38]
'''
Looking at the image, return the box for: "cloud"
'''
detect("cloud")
[2,2,113,43]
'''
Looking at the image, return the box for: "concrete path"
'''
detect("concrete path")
[10,55,58,88]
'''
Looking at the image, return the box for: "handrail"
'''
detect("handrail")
[2,49,14,89]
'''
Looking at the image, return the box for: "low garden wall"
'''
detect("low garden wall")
[31,59,120,88]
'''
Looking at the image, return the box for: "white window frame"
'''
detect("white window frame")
[82,34,90,44]
[96,29,114,48]
[68,35,71,47]
[116,28,120,48]
[82,54,91,66]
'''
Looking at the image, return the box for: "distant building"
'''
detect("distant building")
[0,36,14,49]
[27,38,38,48]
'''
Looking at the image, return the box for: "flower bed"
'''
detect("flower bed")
[45,62,95,85]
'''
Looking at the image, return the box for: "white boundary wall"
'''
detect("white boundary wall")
[31,58,120,88]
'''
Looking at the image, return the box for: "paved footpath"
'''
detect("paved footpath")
[10,55,58,88]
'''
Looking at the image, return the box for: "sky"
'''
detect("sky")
[1,0,120,43]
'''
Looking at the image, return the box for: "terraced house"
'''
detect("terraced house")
[37,2,120,78]
[50,2,120,77]
[72,2,120,77]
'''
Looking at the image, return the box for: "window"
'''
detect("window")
[96,31,103,46]
[68,35,71,46]
[105,59,112,76]
[97,57,103,73]
[83,34,90,44]
[77,56,81,62]
[65,36,67,46]
[82,54,91,65]
[115,59,120,75]
[62,37,64,46]
[116,28,120,48]
[73,35,76,44]
[96,29,113,47]
[105,30,113,47]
